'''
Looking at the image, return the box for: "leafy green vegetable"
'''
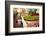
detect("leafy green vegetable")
[24,15,39,21]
